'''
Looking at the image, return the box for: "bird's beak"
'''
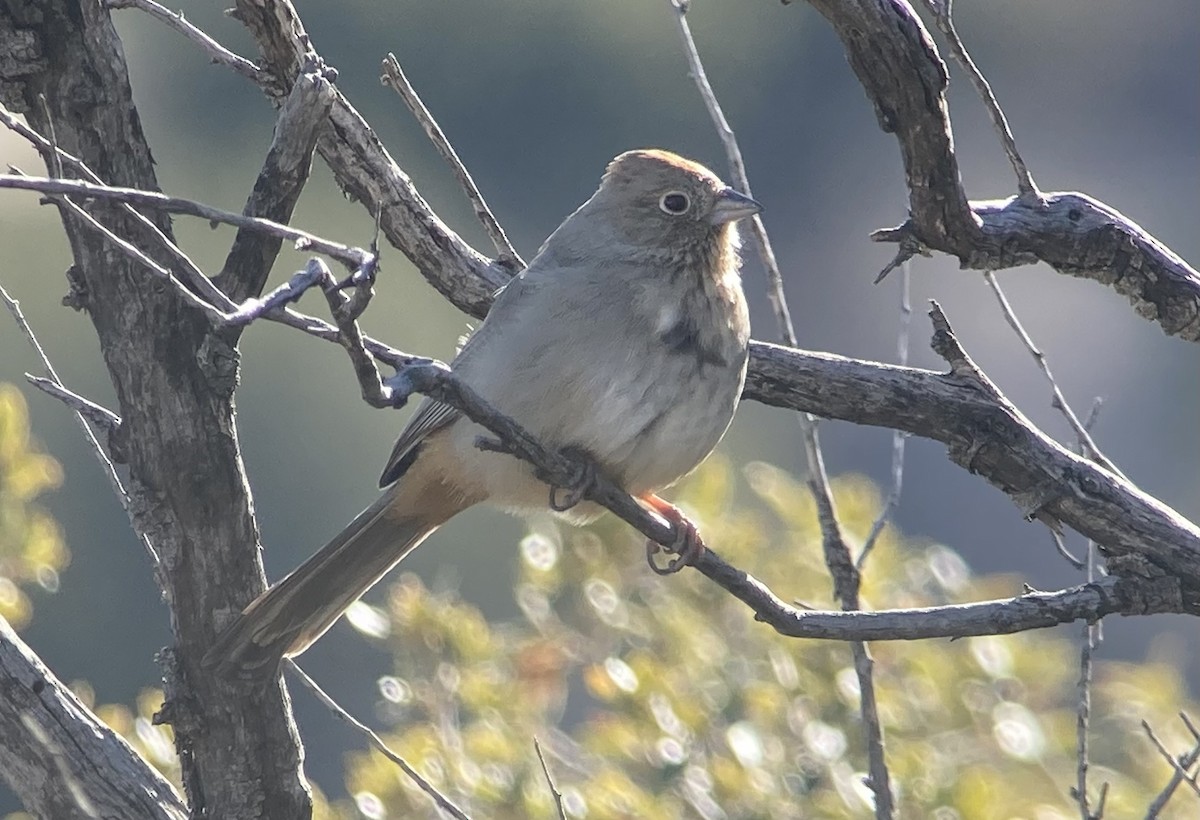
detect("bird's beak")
[709,187,762,225]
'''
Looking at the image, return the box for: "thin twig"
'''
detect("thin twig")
[14,167,235,326]
[1072,613,1100,819]
[1181,713,1200,744]
[0,106,427,371]
[1,168,406,349]
[25,377,121,431]
[0,285,165,580]
[1082,398,1104,436]
[0,175,370,271]
[1145,733,1200,816]
[668,2,892,814]
[924,0,1038,198]
[981,271,1124,480]
[1143,712,1200,817]
[105,0,265,84]
[1,104,245,317]
[858,260,912,569]
[284,661,470,820]
[534,739,567,820]
[1142,719,1200,801]
[381,53,522,270]
[666,0,793,344]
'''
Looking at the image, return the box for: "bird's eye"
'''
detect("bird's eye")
[659,191,691,215]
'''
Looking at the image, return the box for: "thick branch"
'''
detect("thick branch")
[802,0,1200,341]
[0,617,187,819]
[745,335,1200,589]
[0,1,311,817]
[217,54,336,307]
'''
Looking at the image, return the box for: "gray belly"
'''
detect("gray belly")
[603,350,747,495]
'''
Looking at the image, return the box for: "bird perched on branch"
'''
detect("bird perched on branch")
[205,149,760,677]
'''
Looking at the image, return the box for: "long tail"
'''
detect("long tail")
[204,478,463,678]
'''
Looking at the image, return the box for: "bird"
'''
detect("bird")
[204,149,760,677]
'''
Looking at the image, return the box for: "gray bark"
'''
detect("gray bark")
[0,0,311,816]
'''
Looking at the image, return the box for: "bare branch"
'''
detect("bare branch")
[1144,714,1200,817]
[26,375,121,431]
[285,661,470,820]
[859,262,912,569]
[666,0,795,346]
[105,0,265,84]
[381,53,522,271]
[21,170,236,326]
[1,284,165,578]
[923,0,1038,197]
[1,103,239,315]
[0,107,423,372]
[534,739,567,820]
[799,0,1200,341]
[218,55,337,306]
[0,618,187,819]
[1071,617,1102,819]
[228,0,510,318]
[0,174,370,270]
[709,572,1183,641]
[1143,720,1200,802]
[982,271,1122,478]
[745,318,1200,590]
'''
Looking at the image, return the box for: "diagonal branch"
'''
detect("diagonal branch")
[922,0,1038,198]
[745,319,1200,590]
[381,53,522,270]
[285,661,471,820]
[217,54,337,307]
[0,618,186,819]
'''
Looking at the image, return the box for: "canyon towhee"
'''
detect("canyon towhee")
[206,149,760,676]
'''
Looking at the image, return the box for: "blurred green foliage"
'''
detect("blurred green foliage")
[40,457,1198,818]
[0,383,67,629]
[333,459,1198,818]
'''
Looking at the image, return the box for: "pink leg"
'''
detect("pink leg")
[641,494,706,575]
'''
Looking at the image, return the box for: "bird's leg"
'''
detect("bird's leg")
[642,494,706,575]
[546,446,597,512]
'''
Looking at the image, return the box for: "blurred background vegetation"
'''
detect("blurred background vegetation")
[0,0,1197,815]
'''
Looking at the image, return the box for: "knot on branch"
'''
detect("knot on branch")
[1108,574,1183,616]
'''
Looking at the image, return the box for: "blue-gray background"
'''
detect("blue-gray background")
[1,0,1196,809]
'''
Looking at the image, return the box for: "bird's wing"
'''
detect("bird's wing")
[377,271,541,488]
[377,395,459,487]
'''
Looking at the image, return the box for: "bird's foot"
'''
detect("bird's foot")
[547,446,597,512]
[643,495,706,575]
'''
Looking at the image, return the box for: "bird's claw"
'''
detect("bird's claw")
[547,446,596,512]
[645,501,706,575]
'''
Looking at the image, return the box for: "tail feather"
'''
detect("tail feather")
[204,488,444,678]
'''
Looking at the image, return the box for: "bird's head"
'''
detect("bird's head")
[593,149,761,254]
